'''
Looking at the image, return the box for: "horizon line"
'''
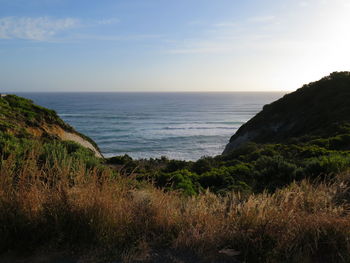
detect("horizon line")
[8,90,290,93]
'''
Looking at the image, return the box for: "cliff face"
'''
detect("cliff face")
[223,72,350,154]
[0,95,102,158]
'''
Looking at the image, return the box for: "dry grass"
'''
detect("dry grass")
[1,148,350,262]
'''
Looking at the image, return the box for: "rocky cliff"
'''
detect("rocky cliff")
[223,72,350,154]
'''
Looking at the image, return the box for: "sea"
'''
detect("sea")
[18,92,284,160]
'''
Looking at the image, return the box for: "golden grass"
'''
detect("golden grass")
[1,148,350,262]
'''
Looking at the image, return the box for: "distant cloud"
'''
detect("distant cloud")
[170,15,279,54]
[168,46,232,54]
[213,22,238,28]
[0,16,79,41]
[299,1,310,7]
[97,18,120,25]
[70,33,163,42]
[248,15,275,23]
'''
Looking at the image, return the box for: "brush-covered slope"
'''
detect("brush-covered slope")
[223,72,350,154]
[0,94,102,157]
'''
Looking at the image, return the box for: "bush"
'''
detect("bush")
[191,157,214,174]
[199,164,253,193]
[107,154,133,165]
[254,155,301,191]
[155,169,200,195]
[304,154,350,177]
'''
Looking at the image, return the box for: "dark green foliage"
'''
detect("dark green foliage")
[304,154,350,177]
[107,154,133,165]
[155,169,201,195]
[105,141,348,194]
[254,155,301,191]
[191,156,214,174]
[119,139,350,194]
[199,164,253,193]
[228,72,350,145]
[163,159,191,173]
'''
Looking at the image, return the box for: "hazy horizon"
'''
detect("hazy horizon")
[1,0,349,92]
[13,91,287,94]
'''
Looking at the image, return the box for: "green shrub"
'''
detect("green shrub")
[155,169,200,195]
[107,154,133,165]
[254,155,301,191]
[304,154,350,177]
[199,164,253,193]
[191,156,214,174]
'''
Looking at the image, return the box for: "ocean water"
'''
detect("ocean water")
[18,92,284,160]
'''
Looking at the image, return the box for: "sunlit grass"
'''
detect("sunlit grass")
[1,145,350,262]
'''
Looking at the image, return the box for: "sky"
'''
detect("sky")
[0,0,349,92]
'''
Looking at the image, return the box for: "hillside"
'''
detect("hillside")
[223,72,350,154]
[2,76,350,262]
[0,95,102,158]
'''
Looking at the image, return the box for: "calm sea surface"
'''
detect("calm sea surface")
[18,92,284,160]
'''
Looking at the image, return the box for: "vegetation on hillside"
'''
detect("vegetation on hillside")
[1,142,350,262]
[108,72,350,195]
[0,95,99,150]
[228,71,350,145]
[1,72,350,262]
[107,140,350,195]
[0,95,72,132]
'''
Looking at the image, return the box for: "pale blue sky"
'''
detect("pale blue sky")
[0,0,349,92]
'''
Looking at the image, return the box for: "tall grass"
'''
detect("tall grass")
[1,144,350,262]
